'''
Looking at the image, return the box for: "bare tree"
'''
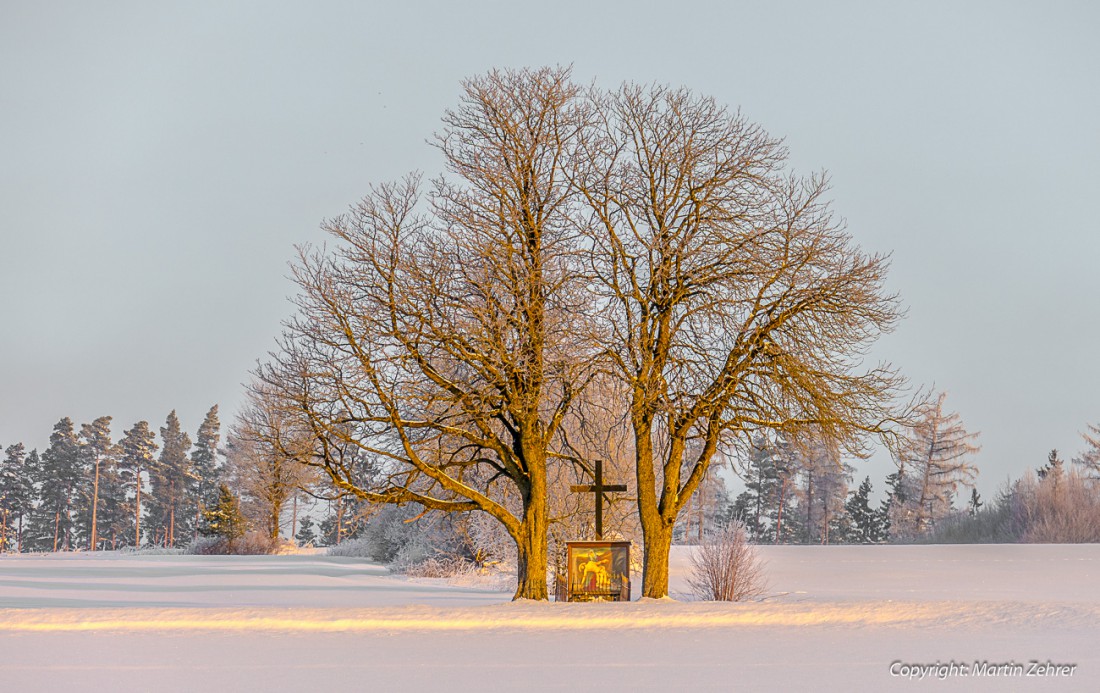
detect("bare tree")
[894,392,980,533]
[264,67,596,600]
[228,385,321,541]
[574,84,907,597]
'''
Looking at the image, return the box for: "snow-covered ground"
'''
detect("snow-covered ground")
[2,545,1098,691]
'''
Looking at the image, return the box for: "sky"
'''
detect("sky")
[1,1,1098,497]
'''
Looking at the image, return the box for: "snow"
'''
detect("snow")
[2,545,1099,691]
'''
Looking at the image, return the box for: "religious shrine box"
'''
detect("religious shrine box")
[561,540,631,602]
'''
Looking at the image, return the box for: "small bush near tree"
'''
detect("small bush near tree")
[687,520,767,601]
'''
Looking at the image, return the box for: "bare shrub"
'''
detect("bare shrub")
[186,531,286,555]
[1017,469,1100,543]
[687,521,767,601]
[400,556,477,579]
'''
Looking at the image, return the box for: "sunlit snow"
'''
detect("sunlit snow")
[2,545,1097,691]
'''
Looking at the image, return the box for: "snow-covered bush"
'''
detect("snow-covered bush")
[687,520,767,601]
[327,505,486,576]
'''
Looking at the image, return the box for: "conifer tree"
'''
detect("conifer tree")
[732,438,780,543]
[295,515,317,546]
[967,488,983,517]
[148,411,192,547]
[31,418,82,551]
[200,484,246,542]
[1,443,35,552]
[845,476,884,543]
[189,405,221,540]
[17,450,43,550]
[894,392,980,534]
[117,421,158,548]
[76,416,114,550]
[1037,449,1064,481]
[1074,423,1100,478]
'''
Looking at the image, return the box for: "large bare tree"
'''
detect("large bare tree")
[263,67,595,599]
[574,84,907,597]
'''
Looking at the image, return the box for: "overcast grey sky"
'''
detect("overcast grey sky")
[1,1,1097,496]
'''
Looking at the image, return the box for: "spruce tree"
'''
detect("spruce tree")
[31,418,82,551]
[117,421,158,548]
[200,484,246,542]
[967,488,983,517]
[1037,449,1064,481]
[845,476,884,544]
[189,405,221,540]
[17,450,43,551]
[295,515,317,546]
[1,443,35,552]
[734,438,781,543]
[148,411,192,547]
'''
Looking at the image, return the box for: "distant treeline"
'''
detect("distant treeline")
[0,408,221,552]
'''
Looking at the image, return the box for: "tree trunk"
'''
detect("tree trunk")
[169,505,175,548]
[512,499,548,600]
[270,502,280,541]
[291,494,298,542]
[53,510,60,552]
[135,479,142,547]
[640,520,673,598]
[90,459,101,550]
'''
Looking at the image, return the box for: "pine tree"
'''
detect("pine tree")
[1,443,36,552]
[117,421,158,548]
[75,416,114,550]
[200,484,246,542]
[148,411,192,547]
[30,418,82,551]
[845,476,884,543]
[189,405,221,541]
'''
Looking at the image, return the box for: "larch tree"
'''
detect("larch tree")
[1074,423,1100,479]
[574,84,906,596]
[117,421,158,547]
[263,67,596,600]
[894,392,980,534]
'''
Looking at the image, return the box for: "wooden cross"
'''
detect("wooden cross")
[570,459,627,539]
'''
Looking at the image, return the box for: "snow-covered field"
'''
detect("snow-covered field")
[2,544,1098,691]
